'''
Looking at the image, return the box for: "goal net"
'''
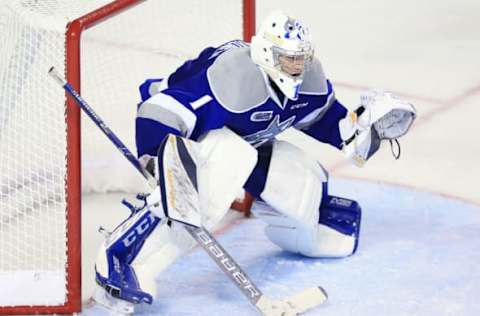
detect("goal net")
[0,0,254,313]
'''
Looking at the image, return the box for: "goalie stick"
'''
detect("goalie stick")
[49,66,328,315]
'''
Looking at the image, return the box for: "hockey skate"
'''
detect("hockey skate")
[89,282,135,315]
[91,196,161,314]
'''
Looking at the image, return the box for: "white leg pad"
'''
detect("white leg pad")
[264,215,356,258]
[196,127,257,225]
[132,222,196,299]
[256,140,356,257]
[260,140,327,231]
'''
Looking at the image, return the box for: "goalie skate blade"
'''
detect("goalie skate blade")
[90,283,135,315]
[255,287,328,316]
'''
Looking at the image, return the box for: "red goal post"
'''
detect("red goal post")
[0,0,255,314]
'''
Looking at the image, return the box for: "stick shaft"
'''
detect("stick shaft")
[48,67,155,184]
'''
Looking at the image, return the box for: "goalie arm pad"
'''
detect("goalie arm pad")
[339,90,417,167]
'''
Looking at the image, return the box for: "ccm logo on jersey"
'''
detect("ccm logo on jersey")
[290,102,309,110]
[195,230,261,299]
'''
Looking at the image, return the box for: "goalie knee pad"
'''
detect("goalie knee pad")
[95,196,161,304]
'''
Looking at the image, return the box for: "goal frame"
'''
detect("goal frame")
[0,0,255,314]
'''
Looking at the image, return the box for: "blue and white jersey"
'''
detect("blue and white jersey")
[135,40,347,157]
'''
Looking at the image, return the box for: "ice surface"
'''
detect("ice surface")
[79,1,480,314]
[82,178,480,315]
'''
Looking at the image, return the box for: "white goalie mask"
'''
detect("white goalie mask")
[251,12,314,100]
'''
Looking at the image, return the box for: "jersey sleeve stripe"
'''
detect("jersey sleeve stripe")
[137,92,197,138]
[190,95,212,110]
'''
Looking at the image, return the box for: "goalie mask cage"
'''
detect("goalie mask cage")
[0,0,255,314]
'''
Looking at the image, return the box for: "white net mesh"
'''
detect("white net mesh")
[80,0,243,193]
[0,0,247,308]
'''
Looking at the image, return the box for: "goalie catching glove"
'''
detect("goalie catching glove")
[338,89,417,166]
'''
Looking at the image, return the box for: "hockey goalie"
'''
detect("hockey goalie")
[92,11,416,314]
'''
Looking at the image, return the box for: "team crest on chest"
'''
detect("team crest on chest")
[250,111,273,122]
[244,114,296,147]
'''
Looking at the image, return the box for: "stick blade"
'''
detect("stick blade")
[284,286,328,314]
[255,286,327,316]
